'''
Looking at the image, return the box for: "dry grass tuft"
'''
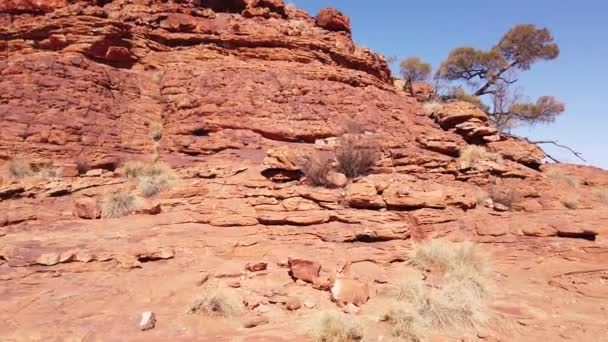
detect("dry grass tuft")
[458,145,502,165]
[422,101,443,116]
[120,161,176,196]
[384,240,492,339]
[149,121,163,141]
[546,169,581,188]
[305,311,364,342]
[301,152,334,187]
[594,187,608,203]
[7,160,61,179]
[561,197,579,210]
[335,136,378,178]
[8,160,35,179]
[100,191,142,219]
[409,240,489,275]
[342,119,367,135]
[35,163,62,179]
[188,288,242,318]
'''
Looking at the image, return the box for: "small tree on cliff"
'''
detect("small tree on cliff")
[400,57,432,95]
[436,24,565,132]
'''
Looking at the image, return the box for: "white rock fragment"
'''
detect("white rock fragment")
[139,311,156,331]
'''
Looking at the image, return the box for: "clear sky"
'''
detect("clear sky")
[291,0,608,169]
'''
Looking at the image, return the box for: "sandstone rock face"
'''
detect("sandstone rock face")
[2,2,608,342]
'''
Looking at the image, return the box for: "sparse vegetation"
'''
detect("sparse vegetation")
[594,187,608,203]
[36,163,62,178]
[301,152,334,187]
[408,240,489,275]
[342,119,366,135]
[7,160,61,179]
[561,197,579,210]
[149,121,163,141]
[100,191,142,219]
[546,169,581,188]
[7,160,34,179]
[305,311,364,342]
[400,57,432,95]
[335,136,378,178]
[120,161,176,196]
[422,101,443,116]
[458,145,502,165]
[188,288,242,318]
[383,240,492,340]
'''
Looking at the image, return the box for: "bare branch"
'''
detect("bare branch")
[530,140,586,163]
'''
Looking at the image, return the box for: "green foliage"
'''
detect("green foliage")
[508,96,565,124]
[400,57,432,83]
[496,24,559,70]
[436,24,563,131]
[400,57,432,95]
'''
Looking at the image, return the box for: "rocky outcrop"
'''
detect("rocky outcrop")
[2,2,608,342]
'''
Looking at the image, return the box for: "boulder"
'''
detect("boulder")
[285,297,302,311]
[61,163,80,177]
[488,138,545,167]
[429,101,489,129]
[345,181,385,209]
[330,277,370,307]
[383,185,446,209]
[288,258,321,283]
[315,7,351,33]
[246,262,268,272]
[73,197,100,219]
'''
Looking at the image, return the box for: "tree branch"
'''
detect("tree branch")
[529,140,586,163]
[474,61,518,96]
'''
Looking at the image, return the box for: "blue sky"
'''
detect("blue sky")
[292,0,608,169]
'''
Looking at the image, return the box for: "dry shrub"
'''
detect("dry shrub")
[100,191,142,219]
[7,160,61,179]
[546,169,581,188]
[458,145,502,164]
[305,311,364,342]
[120,161,176,196]
[561,197,578,210]
[35,163,62,179]
[335,136,378,178]
[594,187,608,203]
[149,121,163,141]
[188,288,242,318]
[384,240,492,339]
[342,119,366,135]
[301,152,334,187]
[7,160,34,179]
[422,101,443,116]
[408,240,489,276]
